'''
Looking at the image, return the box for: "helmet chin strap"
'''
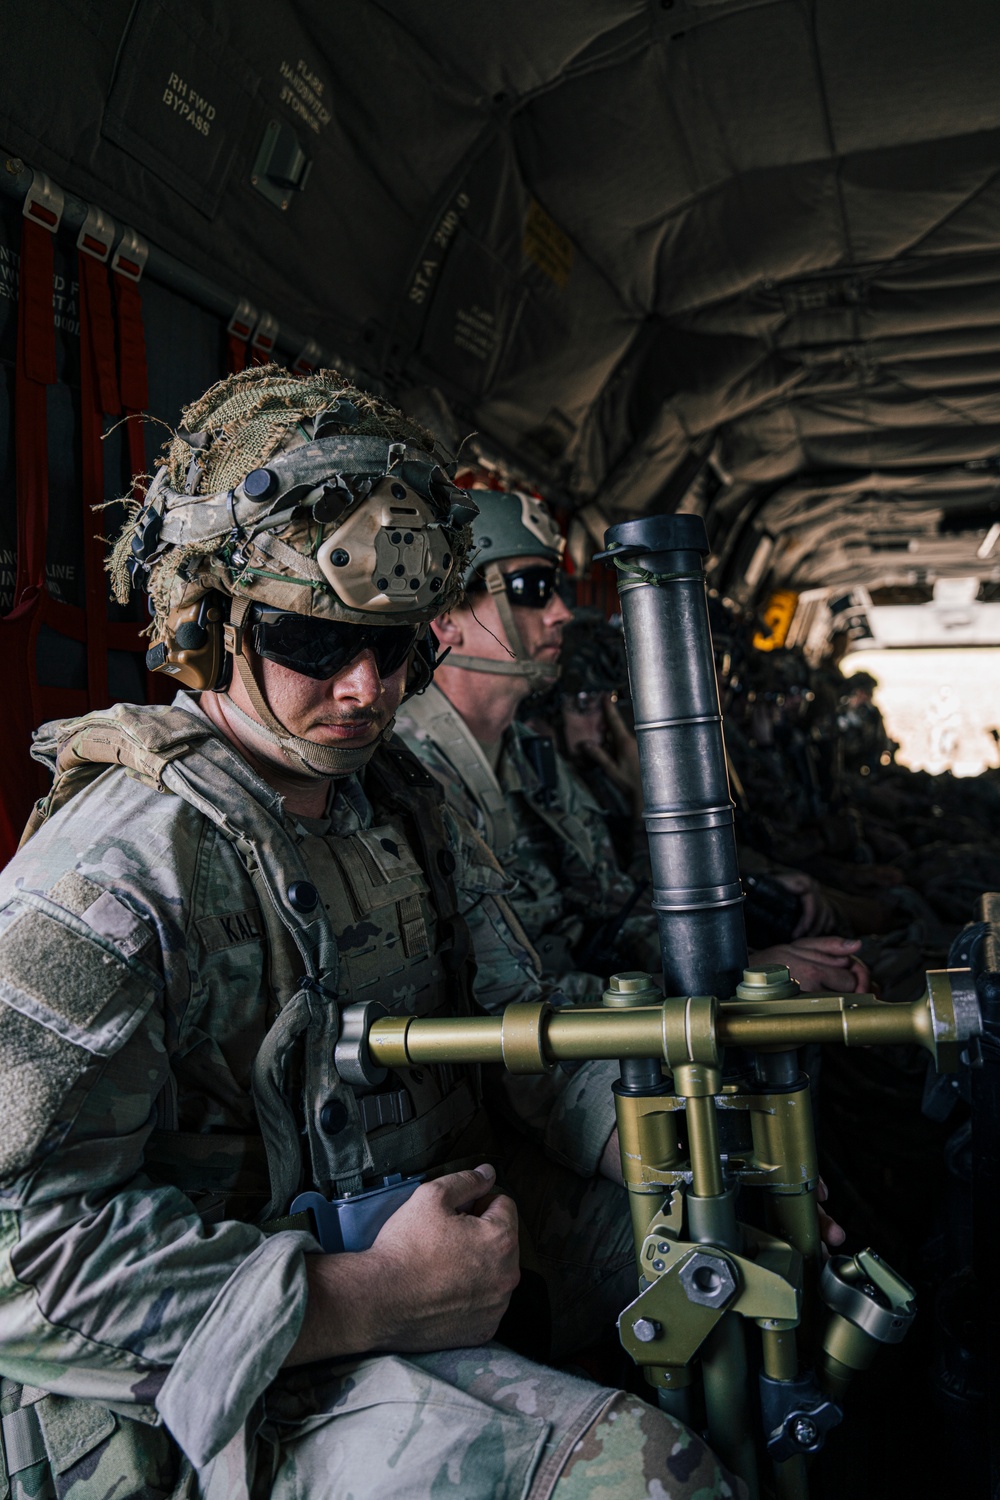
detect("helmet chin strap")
[222,597,393,780]
[445,562,561,686]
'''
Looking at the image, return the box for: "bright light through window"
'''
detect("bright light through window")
[845,648,1000,777]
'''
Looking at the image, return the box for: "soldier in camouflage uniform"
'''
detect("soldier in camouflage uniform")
[396,494,660,992]
[396,492,872,997]
[0,369,743,1500]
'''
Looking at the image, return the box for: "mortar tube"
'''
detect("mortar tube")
[604,516,757,1494]
[600,515,749,1002]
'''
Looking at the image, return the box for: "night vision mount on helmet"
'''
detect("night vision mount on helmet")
[128,432,477,685]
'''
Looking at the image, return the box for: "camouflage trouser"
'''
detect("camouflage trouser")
[502,1135,637,1361]
[2,1351,744,1500]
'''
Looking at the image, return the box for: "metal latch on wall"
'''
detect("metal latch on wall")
[111,226,149,282]
[251,118,312,211]
[76,204,116,262]
[22,169,64,234]
[227,296,258,345]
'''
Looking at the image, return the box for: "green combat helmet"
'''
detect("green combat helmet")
[448,488,566,686]
[110,365,477,778]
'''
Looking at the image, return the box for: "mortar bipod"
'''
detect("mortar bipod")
[342,958,980,1499]
[607,967,920,1500]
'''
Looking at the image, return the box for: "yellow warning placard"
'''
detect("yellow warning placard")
[753,589,798,651]
[523,199,574,289]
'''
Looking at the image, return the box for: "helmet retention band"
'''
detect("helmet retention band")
[445,561,560,685]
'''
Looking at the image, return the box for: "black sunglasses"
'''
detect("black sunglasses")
[248,605,420,681]
[501,565,560,609]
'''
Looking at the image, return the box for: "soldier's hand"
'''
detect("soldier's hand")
[772,870,837,938]
[817,1176,846,1256]
[287,1165,520,1365]
[750,936,871,993]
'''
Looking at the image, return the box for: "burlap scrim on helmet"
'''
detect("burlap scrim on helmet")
[164,365,436,495]
[107,366,459,637]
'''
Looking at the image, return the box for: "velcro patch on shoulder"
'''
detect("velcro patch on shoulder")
[47,871,105,915]
[49,873,152,959]
[0,1004,89,1180]
[196,908,264,953]
[0,896,160,1057]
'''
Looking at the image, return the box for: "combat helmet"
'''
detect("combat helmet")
[111,365,477,777]
[449,488,566,686]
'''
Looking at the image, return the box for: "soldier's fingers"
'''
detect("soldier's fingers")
[814,963,860,990]
[793,893,818,938]
[464,1188,500,1215]
[793,935,861,956]
[476,1188,518,1225]
[603,698,630,744]
[818,1204,847,1249]
[428,1165,497,1213]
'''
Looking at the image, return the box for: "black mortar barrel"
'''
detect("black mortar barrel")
[600,515,748,1001]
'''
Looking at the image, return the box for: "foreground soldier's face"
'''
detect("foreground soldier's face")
[234,639,409,749]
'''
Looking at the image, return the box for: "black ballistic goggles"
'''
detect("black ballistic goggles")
[501,565,560,609]
[248,605,420,681]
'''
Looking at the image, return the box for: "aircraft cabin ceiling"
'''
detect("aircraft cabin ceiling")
[4,0,1000,602]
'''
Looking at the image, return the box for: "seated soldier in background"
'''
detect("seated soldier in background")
[521,609,646,876]
[523,608,840,941]
[396,489,871,999]
[0,370,741,1500]
[397,494,850,1290]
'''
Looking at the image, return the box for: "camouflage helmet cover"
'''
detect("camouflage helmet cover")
[111,366,476,644]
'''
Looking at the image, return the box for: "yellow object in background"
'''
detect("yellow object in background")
[753,589,798,651]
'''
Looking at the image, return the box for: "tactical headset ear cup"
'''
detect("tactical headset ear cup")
[403,633,438,700]
[146,591,229,691]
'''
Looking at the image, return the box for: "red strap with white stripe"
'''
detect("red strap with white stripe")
[0,179,63,862]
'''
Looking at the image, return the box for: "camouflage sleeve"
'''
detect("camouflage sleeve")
[445,806,619,1177]
[549,753,662,975]
[551,1389,748,1500]
[0,788,315,1469]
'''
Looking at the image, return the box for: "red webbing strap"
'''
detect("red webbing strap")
[13,216,57,600]
[227,330,248,373]
[114,272,148,431]
[113,266,172,704]
[78,250,121,712]
[0,214,59,865]
[226,299,255,374]
[114,267,149,507]
[0,592,45,864]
